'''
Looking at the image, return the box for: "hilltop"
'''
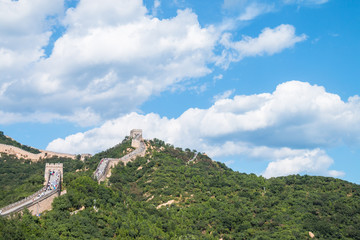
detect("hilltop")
[0,132,80,162]
[0,131,40,154]
[0,136,359,239]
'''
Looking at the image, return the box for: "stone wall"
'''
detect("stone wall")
[44,163,63,185]
[95,129,146,183]
[130,129,143,139]
[40,150,76,160]
[130,129,143,148]
[27,191,59,216]
[0,143,76,162]
[0,144,42,161]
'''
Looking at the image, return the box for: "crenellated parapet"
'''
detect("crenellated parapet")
[130,129,143,148]
[44,163,63,185]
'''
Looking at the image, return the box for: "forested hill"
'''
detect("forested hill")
[0,131,40,154]
[1,138,360,239]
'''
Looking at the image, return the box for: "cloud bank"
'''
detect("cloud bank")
[48,81,357,178]
[0,0,306,126]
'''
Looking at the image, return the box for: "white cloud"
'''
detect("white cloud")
[222,0,274,21]
[47,81,360,153]
[224,160,235,166]
[152,0,161,16]
[48,81,358,177]
[47,112,171,154]
[0,108,100,127]
[0,0,63,72]
[262,148,344,178]
[217,24,307,67]
[0,1,218,124]
[283,0,329,5]
[0,0,63,33]
[0,1,307,125]
[63,0,147,30]
[205,141,344,178]
[213,89,235,102]
[0,82,13,96]
[238,3,274,21]
[213,74,223,81]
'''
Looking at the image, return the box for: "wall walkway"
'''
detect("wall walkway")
[0,168,62,216]
[94,131,146,182]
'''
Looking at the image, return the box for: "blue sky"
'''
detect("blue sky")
[0,0,359,183]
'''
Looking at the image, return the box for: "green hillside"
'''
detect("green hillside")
[0,138,359,239]
[0,131,41,154]
[0,154,84,208]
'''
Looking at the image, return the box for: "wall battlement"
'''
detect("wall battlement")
[130,129,143,139]
[44,163,63,185]
[130,129,143,148]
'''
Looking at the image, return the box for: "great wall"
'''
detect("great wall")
[94,129,146,182]
[0,129,146,217]
[0,163,63,217]
[0,143,79,161]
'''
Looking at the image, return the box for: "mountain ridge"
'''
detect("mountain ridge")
[0,131,41,154]
[0,133,359,239]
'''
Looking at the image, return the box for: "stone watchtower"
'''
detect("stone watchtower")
[130,129,143,148]
[44,163,63,185]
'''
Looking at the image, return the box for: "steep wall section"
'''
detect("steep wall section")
[0,165,62,216]
[94,129,146,182]
[44,163,63,185]
[27,192,59,216]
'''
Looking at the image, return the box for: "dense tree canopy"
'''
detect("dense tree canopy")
[0,154,84,208]
[1,138,359,239]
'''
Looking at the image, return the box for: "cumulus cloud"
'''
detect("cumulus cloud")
[48,81,357,177]
[205,142,344,178]
[217,24,307,67]
[0,0,307,125]
[63,0,147,30]
[0,0,219,125]
[0,0,63,74]
[262,148,344,178]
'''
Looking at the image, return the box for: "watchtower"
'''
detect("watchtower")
[130,129,143,148]
[130,129,142,139]
[44,163,63,185]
